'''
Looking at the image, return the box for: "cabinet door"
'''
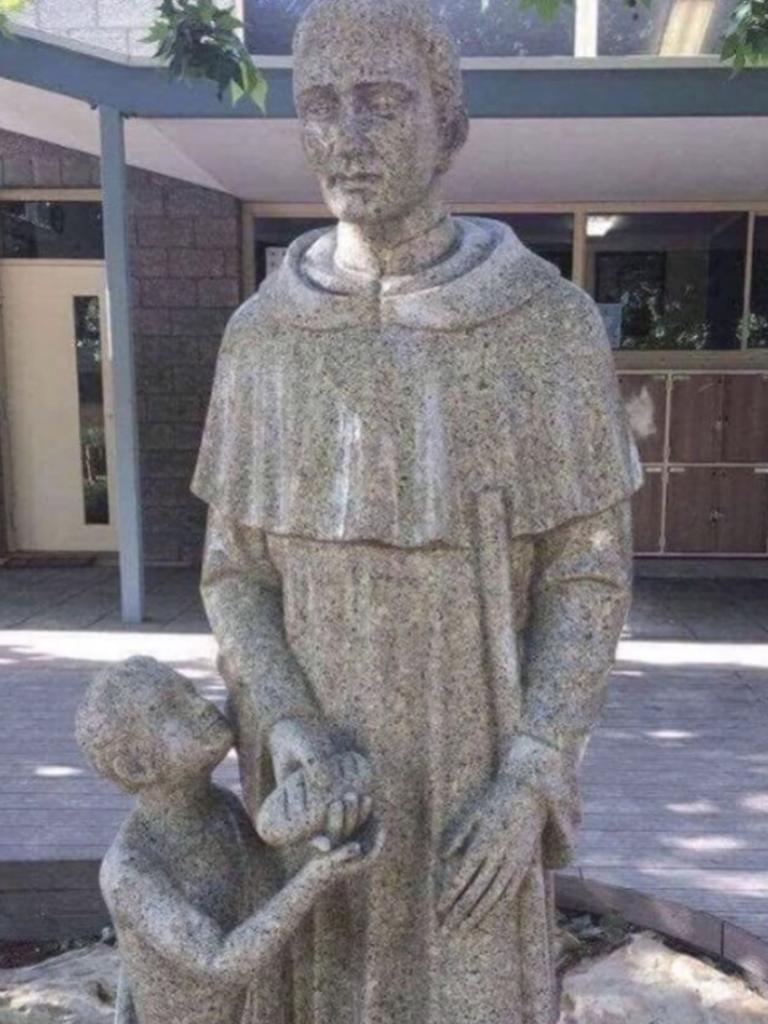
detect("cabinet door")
[669,375,724,463]
[716,468,768,554]
[722,375,768,464]
[664,467,718,553]
[632,467,663,553]
[618,374,667,464]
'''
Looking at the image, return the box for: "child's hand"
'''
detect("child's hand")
[302,826,385,889]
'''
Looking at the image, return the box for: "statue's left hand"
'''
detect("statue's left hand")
[437,772,546,932]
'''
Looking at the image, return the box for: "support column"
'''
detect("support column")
[98,105,144,623]
[574,0,599,57]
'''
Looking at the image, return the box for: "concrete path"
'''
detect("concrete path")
[1,567,767,942]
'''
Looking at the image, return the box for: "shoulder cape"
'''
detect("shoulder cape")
[192,217,642,545]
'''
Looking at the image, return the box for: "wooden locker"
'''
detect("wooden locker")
[664,467,718,554]
[669,375,724,464]
[632,467,663,553]
[722,375,768,464]
[618,374,667,464]
[715,468,768,554]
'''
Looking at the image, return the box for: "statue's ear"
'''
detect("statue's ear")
[437,110,469,172]
[112,751,158,790]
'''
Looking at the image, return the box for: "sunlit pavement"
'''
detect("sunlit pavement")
[1,568,767,940]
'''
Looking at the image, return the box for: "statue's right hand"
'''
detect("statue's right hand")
[268,717,336,789]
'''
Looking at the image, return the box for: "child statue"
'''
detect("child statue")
[76,656,377,1024]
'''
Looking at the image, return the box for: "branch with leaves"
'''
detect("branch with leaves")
[144,0,267,110]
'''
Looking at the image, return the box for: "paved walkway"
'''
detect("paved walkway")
[1,567,768,941]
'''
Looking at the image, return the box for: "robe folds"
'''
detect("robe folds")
[193,217,641,1024]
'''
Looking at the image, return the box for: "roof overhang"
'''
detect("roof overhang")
[3,26,768,119]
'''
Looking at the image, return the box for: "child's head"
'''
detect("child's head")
[76,656,233,793]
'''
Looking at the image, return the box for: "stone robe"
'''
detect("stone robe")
[192,217,641,1024]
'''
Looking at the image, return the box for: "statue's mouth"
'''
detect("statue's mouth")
[332,173,382,188]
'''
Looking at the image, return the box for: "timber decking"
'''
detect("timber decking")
[0,568,767,943]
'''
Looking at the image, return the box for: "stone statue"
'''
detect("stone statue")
[192,0,641,1021]
[75,657,378,1024]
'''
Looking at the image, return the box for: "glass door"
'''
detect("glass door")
[1,261,117,552]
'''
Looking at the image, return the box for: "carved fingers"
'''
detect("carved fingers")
[320,790,373,846]
[304,823,386,889]
[438,785,545,933]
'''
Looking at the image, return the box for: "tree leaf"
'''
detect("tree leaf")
[149,0,268,111]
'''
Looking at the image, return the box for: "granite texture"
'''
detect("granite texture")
[192,1,639,1022]
[75,656,374,1024]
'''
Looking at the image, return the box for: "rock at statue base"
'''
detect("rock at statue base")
[560,932,768,1023]
[0,943,117,1023]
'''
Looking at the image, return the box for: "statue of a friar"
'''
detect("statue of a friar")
[192,1,642,1021]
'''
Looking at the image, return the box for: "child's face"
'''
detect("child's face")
[139,674,234,786]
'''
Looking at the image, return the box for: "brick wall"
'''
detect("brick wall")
[12,0,235,58]
[130,169,241,563]
[0,129,242,564]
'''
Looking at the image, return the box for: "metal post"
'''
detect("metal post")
[574,0,599,57]
[99,105,144,623]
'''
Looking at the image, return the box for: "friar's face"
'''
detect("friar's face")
[295,26,446,225]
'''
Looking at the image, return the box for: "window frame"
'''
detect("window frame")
[244,200,768,370]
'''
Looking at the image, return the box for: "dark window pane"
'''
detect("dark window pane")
[489,212,573,278]
[599,0,741,56]
[73,296,110,525]
[253,216,334,285]
[245,0,574,56]
[0,202,103,259]
[254,212,573,283]
[586,212,747,351]
[749,217,768,348]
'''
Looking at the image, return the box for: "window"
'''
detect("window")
[598,0,740,56]
[254,212,574,285]
[490,212,573,278]
[244,0,574,56]
[253,216,334,285]
[586,212,748,350]
[73,296,109,525]
[0,202,103,259]
[748,216,768,349]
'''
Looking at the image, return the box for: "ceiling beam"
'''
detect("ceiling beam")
[2,30,768,119]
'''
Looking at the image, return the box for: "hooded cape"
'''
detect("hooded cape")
[192,216,641,545]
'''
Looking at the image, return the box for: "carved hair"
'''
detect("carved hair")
[75,657,173,791]
[293,0,469,160]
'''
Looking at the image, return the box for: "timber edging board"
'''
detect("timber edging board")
[556,873,768,993]
[2,859,767,994]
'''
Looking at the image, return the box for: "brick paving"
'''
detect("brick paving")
[1,566,767,942]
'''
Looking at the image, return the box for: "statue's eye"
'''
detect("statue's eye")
[299,89,339,119]
[358,83,412,117]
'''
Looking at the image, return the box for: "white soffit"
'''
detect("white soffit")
[0,79,226,192]
[151,116,768,204]
[1,76,767,205]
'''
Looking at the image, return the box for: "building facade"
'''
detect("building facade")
[1,0,767,570]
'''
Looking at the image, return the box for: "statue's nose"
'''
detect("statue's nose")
[331,107,374,159]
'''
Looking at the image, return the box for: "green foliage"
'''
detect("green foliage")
[0,0,28,39]
[144,0,267,111]
[721,0,768,69]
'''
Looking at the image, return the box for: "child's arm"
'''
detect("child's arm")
[115,969,139,1024]
[105,842,368,986]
